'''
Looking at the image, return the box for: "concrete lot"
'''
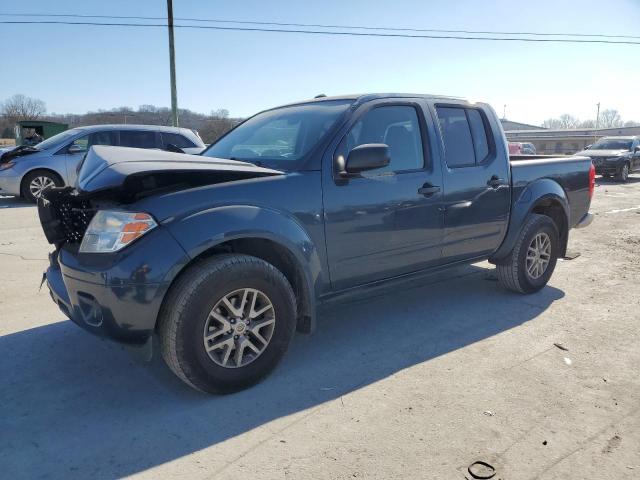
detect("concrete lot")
[1,176,639,479]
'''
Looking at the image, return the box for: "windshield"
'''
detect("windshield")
[590,139,633,150]
[34,129,84,151]
[202,100,352,169]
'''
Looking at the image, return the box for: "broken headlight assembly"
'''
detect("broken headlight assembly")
[79,211,157,253]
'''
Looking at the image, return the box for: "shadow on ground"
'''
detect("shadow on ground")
[0,264,564,479]
[596,173,640,186]
[0,196,33,209]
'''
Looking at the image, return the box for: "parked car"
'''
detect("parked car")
[0,124,206,202]
[576,136,640,182]
[520,142,537,155]
[508,142,522,155]
[38,94,595,393]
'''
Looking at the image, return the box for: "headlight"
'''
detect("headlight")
[80,211,157,253]
[0,162,15,171]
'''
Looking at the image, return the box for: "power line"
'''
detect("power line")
[1,12,639,40]
[1,20,640,45]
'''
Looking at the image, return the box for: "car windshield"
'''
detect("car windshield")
[591,139,633,150]
[34,129,84,151]
[202,100,353,169]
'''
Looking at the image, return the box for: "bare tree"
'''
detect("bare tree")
[542,118,562,129]
[0,94,46,123]
[623,120,640,127]
[598,109,623,128]
[557,114,580,129]
[579,119,596,128]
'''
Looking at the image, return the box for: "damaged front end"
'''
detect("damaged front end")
[38,145,283,249]
[37,145,284,343]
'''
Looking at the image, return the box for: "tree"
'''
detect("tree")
[542,118,562,129]
[557,114,580,129]
[579,119,596,128]
[0,94,46,123]
[598,109,623,128]
[623,120,640,127]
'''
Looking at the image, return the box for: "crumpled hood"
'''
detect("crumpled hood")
[575,149,630,158]
[76,145,283,196]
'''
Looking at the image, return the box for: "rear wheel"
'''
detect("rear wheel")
[497,214,559,294]
[617,163,630,182]
[158,254,297,394]
[22,170,62,203]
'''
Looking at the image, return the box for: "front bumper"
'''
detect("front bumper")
[0,170,21,196]
[45,227,190,344]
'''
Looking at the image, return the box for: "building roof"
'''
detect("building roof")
[500,119,544,131]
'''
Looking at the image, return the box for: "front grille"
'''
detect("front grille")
[57,199,95,244]
[38,188,96,246]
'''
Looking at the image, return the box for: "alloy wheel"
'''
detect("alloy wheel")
[29,176,56,198]
[526,232,551,279]
[203,288,275,368]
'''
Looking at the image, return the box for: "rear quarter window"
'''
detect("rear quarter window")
[119,131,158,149]
[161,132,197,149]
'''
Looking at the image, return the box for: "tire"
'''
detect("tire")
[497,214,559,294]
[158,254,297,394]
[616,163,630,183]
[21,170,63,203]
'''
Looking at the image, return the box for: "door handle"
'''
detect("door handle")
[487,175,505,188]
[418,184,441,197]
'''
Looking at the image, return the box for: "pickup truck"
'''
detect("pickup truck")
[38,94,595,393]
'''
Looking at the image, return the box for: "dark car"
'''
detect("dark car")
[38,94,595,393]
[576,136,640,182]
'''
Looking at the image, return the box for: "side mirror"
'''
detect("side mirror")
[67,144,86,154]
[634,146,640,153]
[584,144,591,150]
[342,143,390,176]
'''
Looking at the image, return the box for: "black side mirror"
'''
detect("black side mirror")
[165,143,185,154]
[67,144,86,155]
[342,143,390,176]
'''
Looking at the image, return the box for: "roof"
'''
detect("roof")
[67,124,195,133]
[500,119,544,131]
[277,93,468,109]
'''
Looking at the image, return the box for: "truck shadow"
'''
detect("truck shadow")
[0,264,564,479]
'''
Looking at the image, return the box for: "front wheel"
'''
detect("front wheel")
[617,163,630,182]
[158,254,297,394]
[22,170,62,203]
[497,214,559,294]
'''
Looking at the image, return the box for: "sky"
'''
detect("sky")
[1,0,639,126]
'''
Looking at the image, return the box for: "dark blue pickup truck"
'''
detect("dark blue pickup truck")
[38,94,595,393]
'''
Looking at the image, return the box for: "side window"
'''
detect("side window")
[68,135,89,153]
[88,131,118,147]
[436,107,475,168]
[467,109,490,162]
[161,132,196,149]
[339,105,424,173]
[119,130,158,149]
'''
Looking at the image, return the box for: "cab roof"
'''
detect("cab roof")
[277,93,468,109]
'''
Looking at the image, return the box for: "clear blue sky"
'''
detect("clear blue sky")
[1,0,639,125]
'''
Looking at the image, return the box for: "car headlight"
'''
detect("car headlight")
[0,162,15,171]
[80,211,157,253]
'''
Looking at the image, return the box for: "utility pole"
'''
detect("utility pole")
[594,102,600,144]
[167,0,179,127]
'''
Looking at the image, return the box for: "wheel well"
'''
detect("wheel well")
[20,168,64,196]
[182,238,313,334]
[532,199,568,257]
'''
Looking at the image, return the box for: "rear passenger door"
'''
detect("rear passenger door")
[435,105,510,262]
